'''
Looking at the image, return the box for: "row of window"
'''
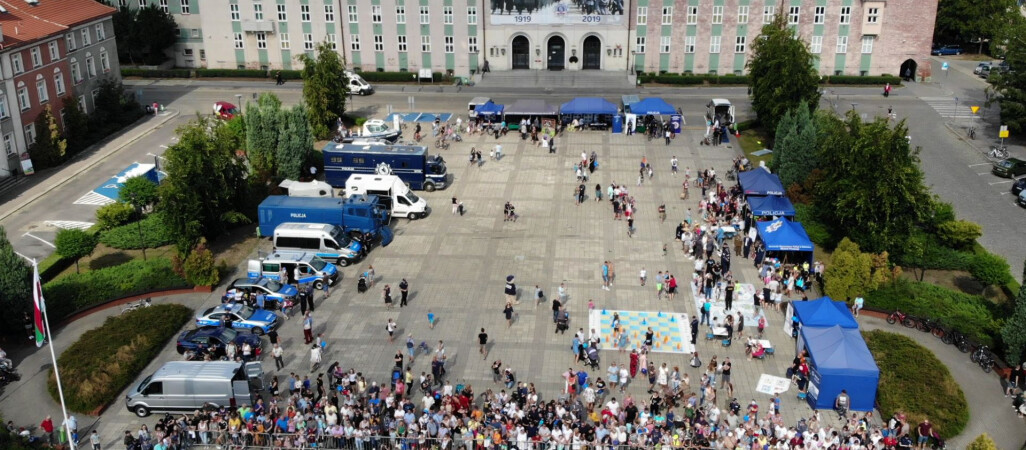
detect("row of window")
[636,35,874,55]
[641,5,879,26]
[9,25,106,77]
[347,5,478,25]
[230,3,336,22]
[0,53,108,121]
[118,0,191,15]
[3,94,98,157]
[235,33,332,51]
[350,35,479,53]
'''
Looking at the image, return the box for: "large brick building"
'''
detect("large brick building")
[0,0,120,178]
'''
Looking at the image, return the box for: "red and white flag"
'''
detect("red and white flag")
[32,261,46,347]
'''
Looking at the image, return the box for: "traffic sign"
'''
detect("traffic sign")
[1000,125,1009,138]
[970,106,980,114]
[942,62,949,71]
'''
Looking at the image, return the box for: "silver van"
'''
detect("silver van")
[126,361,263,417]
[272,223,363,266]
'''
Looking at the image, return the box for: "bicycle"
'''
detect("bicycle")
[435,138,450,150]
[967,126,976,140]
[120,298,152,315]
[990,146,1009,159]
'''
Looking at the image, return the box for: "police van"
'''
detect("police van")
[271,223,363,267]
[247,251,341,288]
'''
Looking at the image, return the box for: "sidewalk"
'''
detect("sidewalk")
[0,108,180,222]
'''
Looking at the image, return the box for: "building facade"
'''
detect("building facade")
[0,0,120,178]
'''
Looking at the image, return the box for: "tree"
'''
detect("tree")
[933,0,1010,51]
[61,96,90,155]
[158,117,250,254]
[244,93,283,178]
[746,14,821,135]
[119,176,159,209]
[966,433,999,450]
[987,10,1026,134]
[299,42,348,139]
[277,105,313,180]
[92,79,138,127]
[108,4,138,63]
[935,220,983,249]
[27,105,68,170]
[1002,262,1026,365]
[0,226,32,332]
[54,229,98,274]
[770,106,819,189]
[812,112,932,254]
[824,238,876,301]
[111,4,176,64]
[183,238,221,286]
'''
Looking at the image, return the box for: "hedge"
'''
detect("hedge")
[120,68,191,78]
[43,258,189,322]
[864,278,1001,346]
[822,75,901,85]
[863,330,968,439]
[356,70,444,83]
[99,212,175,250]
[48,304,192,413]
[639,73,899,86]
[120,68,304,80]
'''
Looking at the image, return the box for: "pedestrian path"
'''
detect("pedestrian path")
[43,220,95,230]
[72,191,116,206]
[921,96,976,119]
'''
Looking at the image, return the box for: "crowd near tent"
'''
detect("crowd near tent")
[797,325,880,412]
[747,195,796,217]
[784,297,858,336]
[628,98,677,115]
[738,169,786,196]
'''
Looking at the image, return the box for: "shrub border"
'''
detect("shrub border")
[56,285,212,328]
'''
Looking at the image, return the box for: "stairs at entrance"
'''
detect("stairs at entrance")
[475,71,636,90]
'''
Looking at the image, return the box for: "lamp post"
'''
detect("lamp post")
[131,193,147,261]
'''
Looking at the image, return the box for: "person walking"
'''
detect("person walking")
[272,343,285,370]
[504,301,516,327]
[303,312,314,344]
[690,316,700,345]
[601,261,611,290]
[383,284,393,309]
[664,129,672,145]
[386,318,397,343]
[505,275,518,305]
[671,156,679,175]
[452,197,459,215]
[551,296,562,323]
[310,344,323,371]
[399,279,410,307]
[40,416,54,445]
[479,328,489,359]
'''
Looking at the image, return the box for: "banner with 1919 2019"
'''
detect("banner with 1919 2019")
[489,0,625,25]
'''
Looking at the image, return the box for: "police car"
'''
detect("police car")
[225,277,299,309]
[195,304,278,335]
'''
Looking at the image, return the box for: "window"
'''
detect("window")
[118,0,127,7]
[180,0,190,14]
[763,6,775,23]
[397,35,407,52]
[280,33,290,49]
[810,35,822,53]
[326,34,337,50]
[230,4,240,21]
[738,6,749,24]
[276,4,287,21]
[636,7,647,25]
[348,5,358,22]
[661,6,672,25]
[443,6,453,24]
[17,86,29,111]
[735,36,746,53]
[684,36,696,53]
[304,34,314,50]
[159,0,168,13]
[31,47,42,68]
[324,5,335,22]
[234,33,244,49]
[836,36,848,53]
[184,48,194,56]
[96,24,107,42]
[635,36,645,53]
[444,36,454,53]
[36,78,48,104]
[371,35,382,51]
[71,60,82,83]
[788,6,800,24]
[86,55,96,78]
[191,29,199,38]
[200,49,205,59]
[11,55,23,75]
[867,8,879,23]
[66,33,77,51]
[420,6,430,24]
[814,6,824,24]
[3,135,12,157]
[254,3,263,21]
[709,36,721,53]
[468,7,477,24]
[100,50,110,72]
[296,4,307,21]
[78,95,87,113]
[350,35,361,51]
[468,36,478,53]
[370,5,381,23]
[861,35,874,54]
[686,6,697,24]
[421,35,431,52]
[659,36,670,53]
[137,0,144,7]
[256,32,267,49]
[712,6,723,24]
[396,6,406,23]
[839,6,851,24]
[24,124,35,145]
[0,95,7,119]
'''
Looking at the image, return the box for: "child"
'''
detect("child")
[588,299,595,311]
[427,310,436,329]
[639,267,647,286]
[772,393,781,415]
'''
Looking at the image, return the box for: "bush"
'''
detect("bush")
[967,434,999,450]
[183,239,221,287]
[794,203,835,248]
[822,75,901,85]
[120,68,191,78]
[98,212,175,249]
[95,202,138,230]
[195,68,268,78]
[865,278,1000,345]
[970,251,1013,287]
[48,304,192,413]
[356,71,443,83]
[863,330,968,439]
[936,220,983,250]
[43,258,189,322]
[54,228,98,273]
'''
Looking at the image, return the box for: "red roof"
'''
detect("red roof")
[0,0,115,49]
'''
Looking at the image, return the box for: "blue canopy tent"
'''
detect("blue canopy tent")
[560,98,618,130]
[738,169,786,196]
[474,101,504,118]
[785,296,858,336]
[628,97,677,115]
[798,325,880,412]
[747,195,796,217]
[755,219,815,264]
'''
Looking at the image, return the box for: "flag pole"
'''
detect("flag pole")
[34,260,75,450]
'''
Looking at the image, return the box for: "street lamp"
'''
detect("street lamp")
[131,193,147,261]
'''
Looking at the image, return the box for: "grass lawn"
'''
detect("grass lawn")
[735,127,773,167]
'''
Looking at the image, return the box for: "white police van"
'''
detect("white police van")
[247,250,340,288]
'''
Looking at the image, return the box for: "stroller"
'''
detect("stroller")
[556,311,570,334]
[585,345,600,369]
[357,276,369,293]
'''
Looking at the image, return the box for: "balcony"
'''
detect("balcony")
[241,20,275,33]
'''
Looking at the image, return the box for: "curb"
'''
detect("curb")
[0,108,182,222]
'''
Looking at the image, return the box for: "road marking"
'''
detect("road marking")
[990,180,1013,185]
[23,232,55,248]
[1000,192,1011,195]
[73,191,116,206]
[159,145,168,149]
[978,172,992,176]
[44,220,95,230]
[921,96,978,119]
[13,250,32,262]
[968,163,991,167]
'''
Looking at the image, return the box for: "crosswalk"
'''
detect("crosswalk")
[44,220,95,230]
[921,96,976,119]
[72,191,116,206]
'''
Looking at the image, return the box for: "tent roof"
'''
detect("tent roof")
[801,325,879,377]
[737,168,786,196]
[474,101,504,116]
[747,195,796,216]
[629,98,677,115]
[755,219,814,252]
[792,297,859,328]
[560,97,618,115]
[504,99,558,116]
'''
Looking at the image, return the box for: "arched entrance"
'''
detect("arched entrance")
[511,36,530,70]
[899,59,917,82]
[582,36,601,70]
[547,36,565,71]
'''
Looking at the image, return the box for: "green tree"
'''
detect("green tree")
[935,220,983,249]
[970,251,1012,286]
[824,238,875,300]
[987,11,1026,134]
[158,117,250,254]
[27,105,68,170]
[933,0,1011,51]
[277,105,313,180]
[244,93,283,178]
[119,176,159,209]
[119,4,177,64]
[95,201,137,230]
[746,14,821,135]
[966,433,999,450]
[54,229,98,274]
[770,106,819,189]
[62,96,90,154]
[107,4,138,62]
[1002,262,1026,365]
[812,112,932,254]
[91,79,139,127]
[183,238,221,286]
[299,42,348,139]
[0,226,32,332]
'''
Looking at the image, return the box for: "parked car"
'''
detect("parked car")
[1019,190,1026,208]
[176,327,262,357]
[1012,178,1026,196]
[993,158,1026,178]
[974,62,992,75]
[213,101,239,120]
[226,277,298,309]
[931,45,963,56]
[195,304,279,335]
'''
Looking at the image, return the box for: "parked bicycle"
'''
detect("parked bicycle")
[967,126,976,140]
[885,310,917,328]
[990,145,1009,159]
[120,298,152,315]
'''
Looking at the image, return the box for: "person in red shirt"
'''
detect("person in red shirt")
[917,419,934,449]
[39,415,54,445]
